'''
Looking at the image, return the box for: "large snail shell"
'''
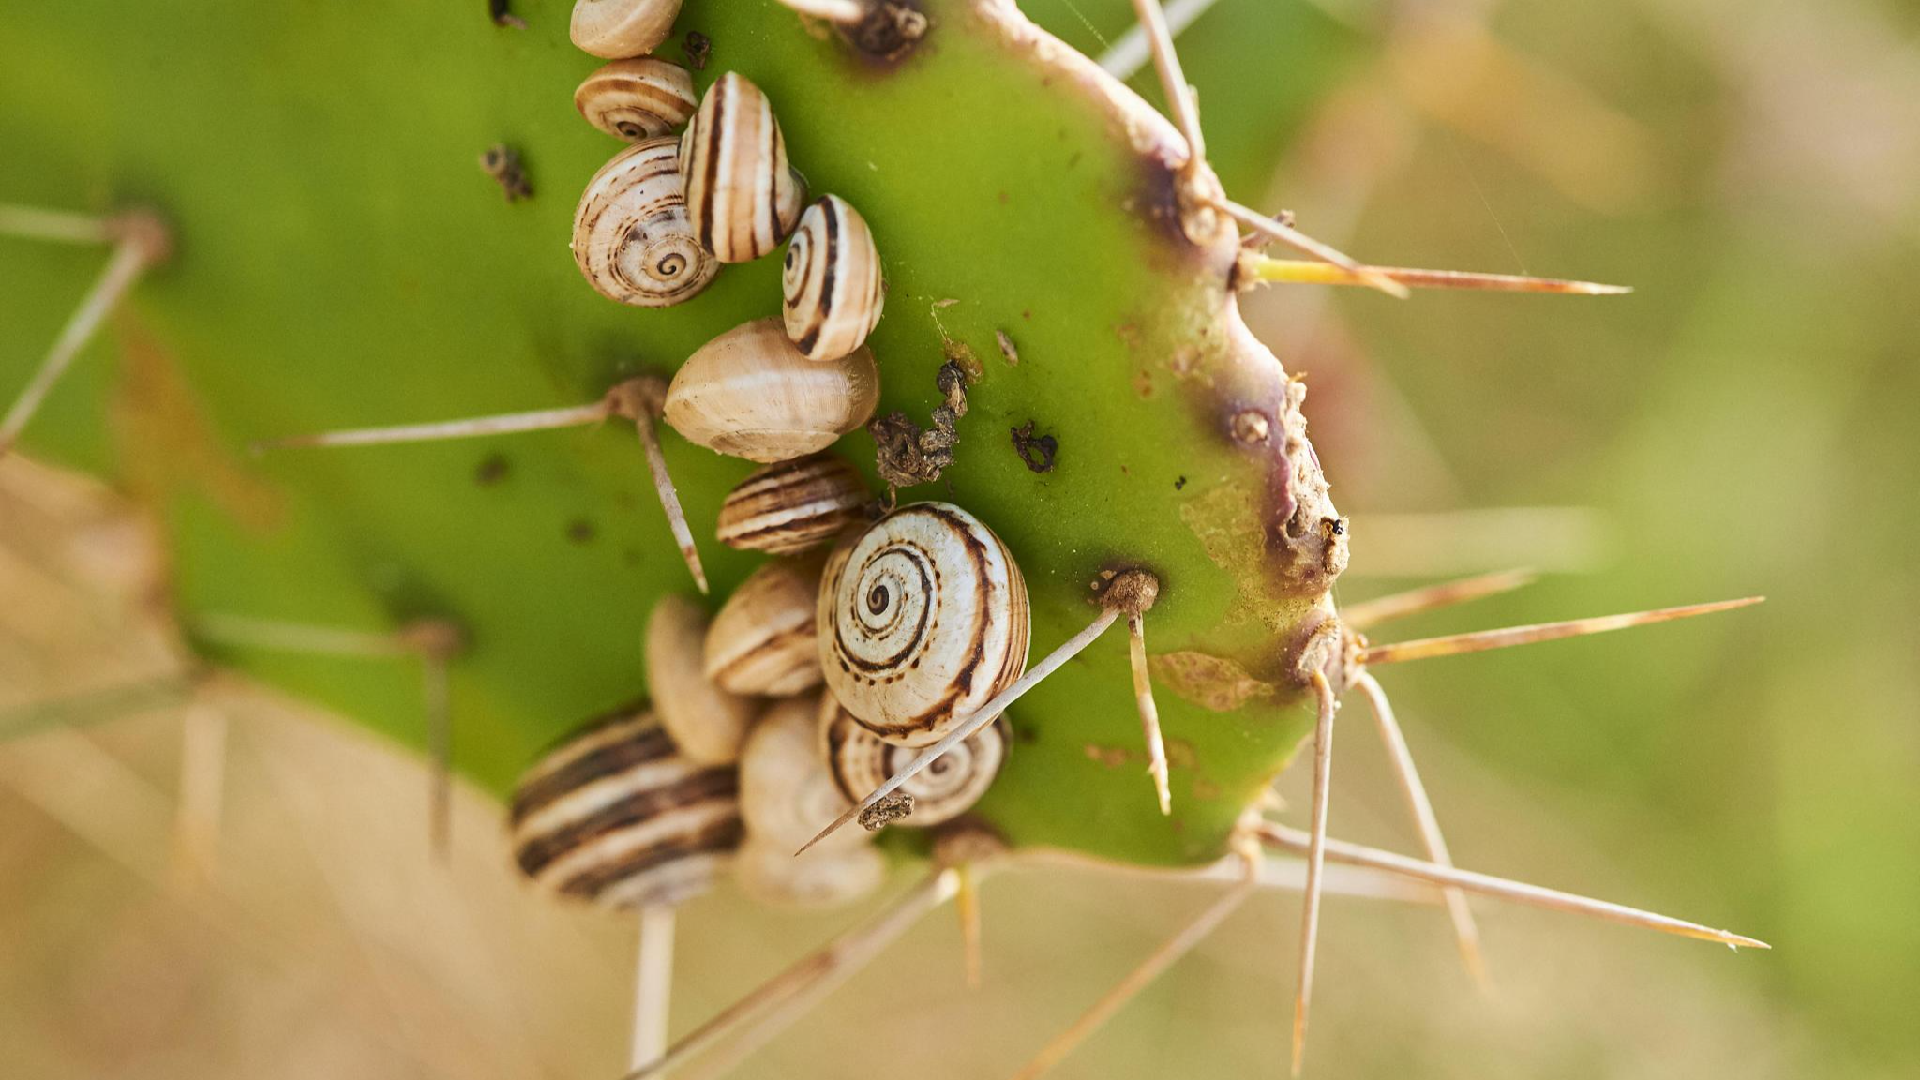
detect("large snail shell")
[783,195,884,362]
[570,0,682,59]
[739,695,864,853]
[733,837,886,909]
[573,137,718,308]
[821,691,1009,827]
[576,58,697,141]
[646,595,761,765]
[663,318,879,463]
[818,503,1031,748]
[716,452,871,555]
[703,557,824,696]
[681,72,807,263]
[509,707,742,909]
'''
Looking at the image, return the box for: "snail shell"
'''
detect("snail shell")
[575,58,697,141]
[573,136,718,308]
[663,318,879,463]
[739,695,865,853]
[733,837,886,909]
[783,195,884,362]
[509,707,742,909]
[570,0,682,59]
[715,452,871,555]
[703,557,825,696]
[646,595,762,765]
[681,72,807,263]
[818,503,1031,748]
[820,691,1009,828]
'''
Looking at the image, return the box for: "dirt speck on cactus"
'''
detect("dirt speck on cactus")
[1010,420,1055,473]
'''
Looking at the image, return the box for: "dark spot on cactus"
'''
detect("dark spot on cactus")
[487,0,524,29]
[844,0,926,65]
[566,519,596,546]
[680,31,712,71]
[473,453,509,487]
[871,361,970,489]
[479,144,531,202]
[1175,475,1188,490]
[1011,421,1057,473]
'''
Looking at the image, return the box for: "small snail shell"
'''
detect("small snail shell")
[704,557,825,696]
[575,58,697,141]
[509,707,742,909]
[739,695,864,853]
[663,318,879,463]
[715,452,871,555]
[733,837,886,909]
[573,136,718,308]
[646,595,762,765]
[821,691,1010,827]
[818,503,1031,748]
[681,72,807,263]
[570,0,682,59]
[783,195,885,362]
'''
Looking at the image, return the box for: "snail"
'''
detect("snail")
[680,72,807,263]
[575,58,698,141]
[570,0,682,60]
[703,556,825,696]
[573,136,718,309]
[714,451,871,554]
[646,594,762,765]
[733,694,885,908]
[816,502,1031,749]
[663,318,879,464]
[783,194,885,362]
[820,691,1009,828]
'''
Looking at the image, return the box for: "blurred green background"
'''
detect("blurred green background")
[3,0,1917,1077]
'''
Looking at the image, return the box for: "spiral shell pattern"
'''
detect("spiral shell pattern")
[681,72,806,263]
[782,195,884,362]
[818,503,1031,748]
[715,452,870,554]
[575,58,697,141]
[820,691,1009,827]
[509,707,742,910]
[570,0,682,59]
[573,136,718,308]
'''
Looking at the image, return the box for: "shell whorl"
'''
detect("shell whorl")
[681,72,806,263]
[821,691,1009,827]
[570,0,683,60]
[703,557,825,696]
[782,195,884,362]
[817,503,1031,748]
[575,58,697,141]
[508,707,742,910]
[573,137,718,308]
[715,452,871,555]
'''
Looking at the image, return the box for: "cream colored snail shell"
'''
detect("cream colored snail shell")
[663,318,880,464]
[821,691,1009,828]
[573,136,718,308]
[715,452,871,555]
[739,695,866,853]
[509,707,742,909]
[733,836,886,909]
[575,58,697,141]
[681,72,807,263]
[646,595,762,765]
[570,0,682,59]
[703,556,825,696]
[783,195,884,362]
[818,503,1032,748]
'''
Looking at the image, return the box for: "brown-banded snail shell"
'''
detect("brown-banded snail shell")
[508,707,742,909]
[703,556,825,696]
[820,691,1009,828]
[817,503,1031,748]
[646,595,761,765]
[680,72,807,263]
[570,0,682,59]
[715,452,871,555]
[783,195,884,362]
[575,58,697,141]
[572,136,718,308]
[663,318,879,464]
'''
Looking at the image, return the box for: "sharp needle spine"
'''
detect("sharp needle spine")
[1357,596,1764,667]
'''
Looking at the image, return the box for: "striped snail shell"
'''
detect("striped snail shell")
[783,195,884,362]
[733,837,886,909]
[509,707,742,909]
[572,136,718,308]
[570,0,682,59]
[821,691,1010,828]
[739,695,865,853]
[680,72,807,263]
[817,503,1031,748]
[575,58,697,141]
[703,556,825,696]
[715,452,871,555]
[646,595,762,765]
[663,318,880,463]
